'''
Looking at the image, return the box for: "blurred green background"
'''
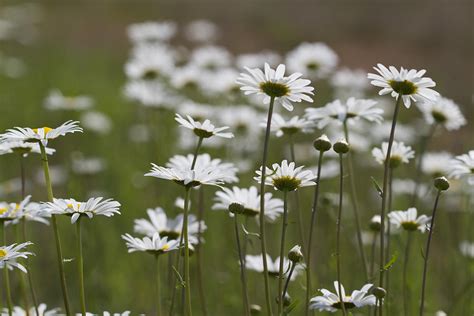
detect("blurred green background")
[0,0,472,315]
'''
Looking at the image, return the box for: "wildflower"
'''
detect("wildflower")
[0,195,32,222]
[122,232,179,255]
[213,186,283,222]
[245,254,303,280]
[41,197,121,224]
[184,20,219,43]
[0,242,33,273]
[459,241,474,259]
[449,150,474,185]
[313,134,332,152]
[388,207,431,233]
[422,152,452,177]
[286,42,338,79]
[372,141,415,168]
[71,154,106,175]
[125,43,175,79]
[236,63,314,111]
[309,282,377,312]
[175,113,234,139]
[306,97,383,129]
[80,111,112,135]
[417,97,466,131]
[5,196,50,225]
[236,51,281,69]
[43,89,94,111]
[127,21,176,44]
[0,120,82,146]
[288,245,303,263]
[1,303,60,315]
[331,68,369,98]
[0,141,55,156]
[368,63,439,108]
[255,160,316,192]
[188,45,232,70]
[265,113,313,137]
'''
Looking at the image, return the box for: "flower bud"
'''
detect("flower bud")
[313,134,332,152]
[369,215,382,232]
[250,304,261,315]
[283,293,291,307]
[333,139,350,154]
[434,176,450,191]
[288,245,303,263]
[371,286,387,299]
[228,202,245,215]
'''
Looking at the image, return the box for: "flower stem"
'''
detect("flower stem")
[76,217,86,315]
[1,222,13,316]
[336,153,347,316]
[288,134,306,253]
[282,262,296,303]
[385,167,393,315]
[305,150,324,316]
[191,137,203,170]
[259,96,276,316]
[342,121,369,280]
[196,187,208,316]
[155,254,162,316]
[378,96,402,316]
[183,187,192,316]
[278,190,289,315]
[168,232,184,316]
[233,214,250,316]
[403,232,413,316]
[21,218,39,316]
[39,143,71,315]
[419,190,442,316]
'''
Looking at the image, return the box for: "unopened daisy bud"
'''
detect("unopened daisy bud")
[434,176,450,191]
[369,215,382,232]
[250,304,262,315]
[333,139,349,154]
[313,134,332,152]
[288,245,303,263]
[283,293,291,307]
[370,286,386,300]
[228,202,245,215]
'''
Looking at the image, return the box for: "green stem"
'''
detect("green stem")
[183,188,192,316]
[233,214,250,316]
[21,219,39,316]
[259,96,276,316]
[39,143,71,315]
[343,121,369,280]
[155,254,162,316]
[403,232,413,316]
[1,222,13,316]
[378,96,402,316]
[282,262,296,304]
[15,225,30,316]
[196,188,207,316]
[168,232,184,316]
[336,154,347,316]
[305,150,324,316]
[370,232,377,279]
[76,217,86,315]
[419,190,442,316]
[385,167,393,315]
[278,190,289,315]
[191,137,203,170]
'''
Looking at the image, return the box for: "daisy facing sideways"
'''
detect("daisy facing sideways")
[0,242,33,273]
[309,281,378,312]
[122,232,179,255]
[388,207,431,233]
[175,113,234,139]
[245,254,304,280]
[255,160,316,192]
[449,150,474,185]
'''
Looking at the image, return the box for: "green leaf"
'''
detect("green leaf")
[371,177,383,197]
[383,251,398,271]
[241,224,260,239]
[172,266,185,288]
[283,299,300,315]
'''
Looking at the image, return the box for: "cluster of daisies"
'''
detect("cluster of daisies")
[0,17,471,316]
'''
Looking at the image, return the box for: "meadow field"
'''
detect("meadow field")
[0,1,472,315]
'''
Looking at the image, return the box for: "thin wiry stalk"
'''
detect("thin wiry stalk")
[196,187,208,316]
[76,217,86,315]
[305,150,324,316]
[39,143,71,315]
[278,190,289,315]
[233,214,250,316]
[259,96,276,315]
[191,137,203,170]
[282,261,296,304]
[21,218,39,316]
[336,153,347,316]
[419,190,442,316]
[378,96,402,316]
[1,222,13,316]
[403,232,413,316]
[155,254,162,316]
[14,225,30,316]
[343,122,369,280]
[385,167,393,315]
[288,134,306,253]
[182,187,193,316]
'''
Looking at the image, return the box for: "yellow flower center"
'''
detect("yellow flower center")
[259,81,290,98]
[162,244,170,251]
[0,207,7,215]
[0,249,7,258]
[33,127,53,135]
[388,80,417,95]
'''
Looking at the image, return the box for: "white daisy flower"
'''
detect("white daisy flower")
[0,242,33,273]
[40,197,121,224]
[122,232,179,255]
[245,254,303,280]
[170,65,202,90]
[0,141,55,156]
[0,120,82,146]
[372,141,415,168]
[43,89,94,111]
[417,97,466,131]
[369,121,416,145]
[212,186,283,222]
[255,160,316,192]
[449,150,474,185]
[331,68,369,98]
[422,152,452,177]
[71,154,106,175]
[387,207,431,233]
[184,20,219,43]
[188,45,232,71]
[175,113,234,139]
[305,97,383,129]
[199,68,240,96]
[0,195,32,222]
[392,178,429,197]
[80,111,112,135]
[124,80,180,108]
[264,113,313,137]
[5,196,50,226]
[286,42,338,79]
[236,63,314,111]
[236,51,281,69]
[127,21,176,44]
[125,43,175,79]
[309,281,377,312]
[3,303,60,316]
[133,207,205,245]
[368,63,439,108]
[459,241,474,259]
[177,101,215,121]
